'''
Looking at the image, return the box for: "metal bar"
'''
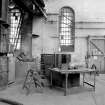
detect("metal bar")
[61,15,73,22]
[83,81,95,87]
[83,73,85,86]
[104,36,105,73]
[93,72,96,91]
[64,73,68,96]
[50,71,53,88]
[90,40,104,55]
[31,0,47,18]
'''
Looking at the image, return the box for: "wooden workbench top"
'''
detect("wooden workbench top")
[48,67,96,74]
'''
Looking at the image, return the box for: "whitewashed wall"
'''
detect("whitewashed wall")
[32,0,105,63]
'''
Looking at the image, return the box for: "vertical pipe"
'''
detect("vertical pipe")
[83,73,85,86]
[50,70,53,88]
[104,36,105,73]
[93,71,96,91]
[64,73,68,96]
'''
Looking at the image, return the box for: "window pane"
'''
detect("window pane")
[9,9,22,51]
[59,7,75,51]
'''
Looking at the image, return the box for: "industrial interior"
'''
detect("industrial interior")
[0,0,105,105]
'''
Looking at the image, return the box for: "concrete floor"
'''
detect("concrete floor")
[0,74,105,105]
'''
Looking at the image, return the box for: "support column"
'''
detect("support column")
[21,13,33,58]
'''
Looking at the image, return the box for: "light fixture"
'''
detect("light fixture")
[33,4,35,10]
[8,0,15,9]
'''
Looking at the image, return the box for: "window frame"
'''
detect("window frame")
[9,9,22,51]
[59,6,75,52]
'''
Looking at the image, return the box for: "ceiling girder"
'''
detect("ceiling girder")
[13,0,46,16]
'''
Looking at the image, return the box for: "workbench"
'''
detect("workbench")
[48,68,96,96]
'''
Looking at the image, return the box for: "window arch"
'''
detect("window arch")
[59,6,75,52]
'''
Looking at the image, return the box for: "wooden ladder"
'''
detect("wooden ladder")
[23,69,44,94]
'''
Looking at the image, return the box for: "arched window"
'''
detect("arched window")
[9,9,22,51]
[59,6,75,52]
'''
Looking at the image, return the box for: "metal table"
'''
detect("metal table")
[48,68,97,96]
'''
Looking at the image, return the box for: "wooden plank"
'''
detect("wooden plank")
[48,68,96,75]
